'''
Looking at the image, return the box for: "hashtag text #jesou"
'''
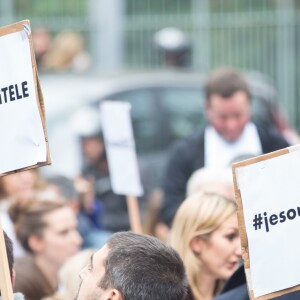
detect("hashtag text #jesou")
[253,207,300,232]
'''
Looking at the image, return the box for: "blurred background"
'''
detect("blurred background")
[1,0,298,118]
[1,0,299,185]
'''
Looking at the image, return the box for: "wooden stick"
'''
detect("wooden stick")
[0,220,14,300]
[126,195,143,233]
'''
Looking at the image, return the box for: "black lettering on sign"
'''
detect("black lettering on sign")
[269,214,278,225]
[15,84,22,99]
[0,81,30,104]
[2,87,8,103]
[9,85,15,101]
[22,81,29,98]
[279,211,286,223]
[253,206,300,233]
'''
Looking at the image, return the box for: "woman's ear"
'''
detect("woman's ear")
[28,235,44,253]
[190,236,204,255]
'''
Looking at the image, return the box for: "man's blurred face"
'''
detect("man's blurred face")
[206,91,251,142]
[81,136,104,165]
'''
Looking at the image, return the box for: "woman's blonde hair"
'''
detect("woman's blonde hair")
[170,192,237,300]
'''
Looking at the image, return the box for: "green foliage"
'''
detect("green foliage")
[126,0,192,15]
[14,0,87,16]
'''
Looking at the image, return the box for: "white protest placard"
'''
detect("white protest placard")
[100,101,143,233]
[0,20,50,175]
[0,20,50,300]
[233,145,300,300]
[100,101,143,197]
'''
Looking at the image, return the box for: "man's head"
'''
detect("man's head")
[76,232,187,300]
[205,67,251,142]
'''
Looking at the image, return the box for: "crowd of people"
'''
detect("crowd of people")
[32,28,91,72]
[1,66,297,300]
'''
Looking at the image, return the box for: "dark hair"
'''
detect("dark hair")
[3,231,14,281]
[205,67,250,102]
[99,232,187,300]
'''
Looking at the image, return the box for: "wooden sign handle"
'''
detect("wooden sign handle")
[0,220,14,300]
[126,196,142,233]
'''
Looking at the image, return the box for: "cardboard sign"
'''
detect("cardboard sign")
[232,145,300,299]
[100,101,143,197]
[0,19,51,300]
[0,20,51,175]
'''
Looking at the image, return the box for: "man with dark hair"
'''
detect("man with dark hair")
[75,231,187,300]
[205,67,250,105]
[161,67,289,226]
[1,231,24,300]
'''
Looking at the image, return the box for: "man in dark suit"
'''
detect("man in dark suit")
[161,67,289,226]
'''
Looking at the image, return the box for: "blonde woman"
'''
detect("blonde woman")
[170,192,241,300]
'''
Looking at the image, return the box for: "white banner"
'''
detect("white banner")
[0,26,47,173]
[235,145,300,298]
[100,101,143,197]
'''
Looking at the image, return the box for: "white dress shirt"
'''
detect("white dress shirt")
[205,122,263,168]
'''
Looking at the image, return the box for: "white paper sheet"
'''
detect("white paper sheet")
[100,101,143,197]
[0,29,46,173]
[236,149,300,297]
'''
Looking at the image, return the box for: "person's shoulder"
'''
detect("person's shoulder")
[214,264,249,300]
[171,126,206,151]
[13,293,25,300]
[255,122,290,151]
[274,290,300,299]
[255,122,285,140]
[216,286,300,300]
[214,284,249,300]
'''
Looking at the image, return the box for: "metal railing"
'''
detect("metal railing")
[0,0,299,129]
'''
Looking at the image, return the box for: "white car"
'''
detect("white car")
[40,71,295,191]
